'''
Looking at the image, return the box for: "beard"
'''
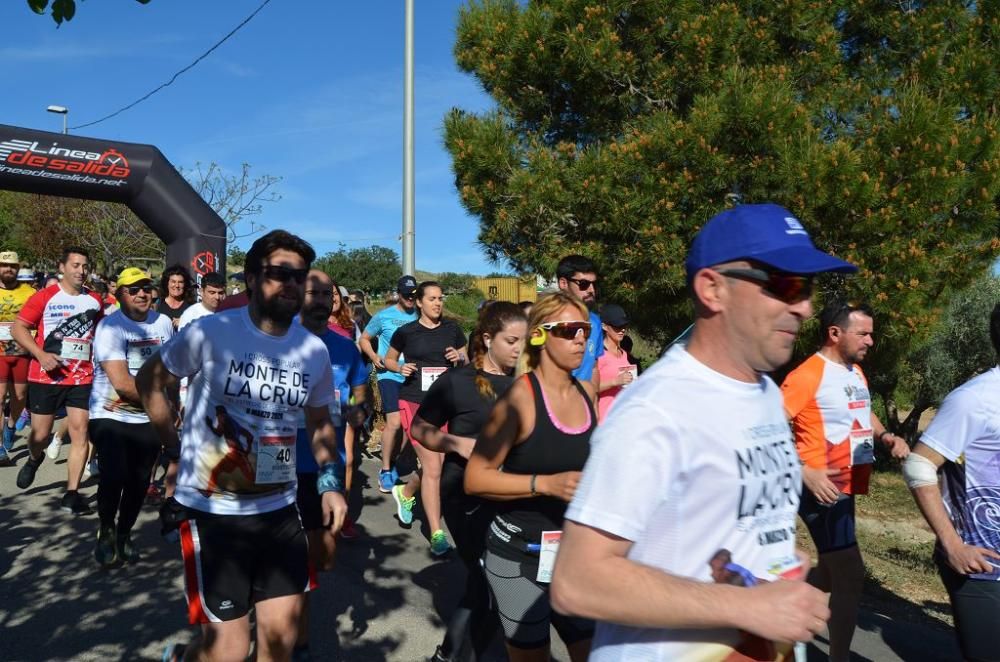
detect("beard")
[257,290,304,326]
[0,274,16,289]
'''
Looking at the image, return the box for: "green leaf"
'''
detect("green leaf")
[136,0,153,4]
[50,0,75,24]
[26,0,49,15]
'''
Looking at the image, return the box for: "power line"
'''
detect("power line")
[71,0,273,131]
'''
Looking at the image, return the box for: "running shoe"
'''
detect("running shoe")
[339,515,360,540]
[87,458,100,479]
[0,447,13,468]
[117,532,140,563]
[378,468,396,493]
[94,525,117,567]
[2,424,14,452]
[391,484,415,525]
[430,530,453,557]
[16,454,43,488]
[61,491,92,515]
[14,410,29,432]
[45,434,63,460]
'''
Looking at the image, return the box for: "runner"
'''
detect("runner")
[0,250,35,465]
[88,267,174,566]
[551,203,840,660]
[384,281,467,555]
[292,269,369,660]
[594,303,634,422]
[326,279,358,340]
[904,303,1000,661]
[782,301,909,662]
[463,292,596,661]
[137,230,347,662]
[177,271,227,330]
[413,301,527,662]
[358,276,418,493]
[556,255,603,388]
[156,264,193,330]
[12,247,103,514]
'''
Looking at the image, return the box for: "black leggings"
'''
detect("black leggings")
[938,559,1000,661]
[89,419,161,534]
[438,455,498,660]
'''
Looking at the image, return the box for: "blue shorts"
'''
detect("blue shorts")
[799,490,856,554]
[377,379,401,414]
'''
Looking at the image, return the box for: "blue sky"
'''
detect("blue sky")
[0,0,503,274]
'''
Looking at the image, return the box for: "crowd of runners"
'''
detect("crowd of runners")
[0,202,997,662]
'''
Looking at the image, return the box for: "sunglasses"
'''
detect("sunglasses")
[538,320,592,340]
[262,264,308,285]
[567,277,598,291]
[715,267,813,303]
[124,284,155,296]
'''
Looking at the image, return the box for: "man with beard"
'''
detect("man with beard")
[12,247,103,515]
[292,269,369,659]
[781,301,910,662]
[556,255,604,389]
[137,230,347,662]
[0,251,35,465]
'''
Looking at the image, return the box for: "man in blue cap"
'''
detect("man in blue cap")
[552,204,855,660]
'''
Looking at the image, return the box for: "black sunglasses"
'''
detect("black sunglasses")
[124,284,155,296]
[567,277,598,291]
[715,267,813,303]
[262,264,308,285]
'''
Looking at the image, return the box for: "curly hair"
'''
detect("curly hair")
[469,301,526,401]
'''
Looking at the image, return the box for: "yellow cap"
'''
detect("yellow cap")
[117,267,151,287]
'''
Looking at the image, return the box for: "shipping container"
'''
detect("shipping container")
[472,275,538,303]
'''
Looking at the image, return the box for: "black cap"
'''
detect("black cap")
[600,304,629,327]
[397,275,417,296]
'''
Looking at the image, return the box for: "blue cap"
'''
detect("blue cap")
[685,203,857,279]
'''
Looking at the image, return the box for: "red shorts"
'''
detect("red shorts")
[398,399,447,448]
[0,357,29,383]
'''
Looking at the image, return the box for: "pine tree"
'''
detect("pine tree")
[445,0,1000,406]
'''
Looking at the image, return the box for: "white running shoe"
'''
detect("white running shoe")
[46,434,63,460]
[87,458,99,479]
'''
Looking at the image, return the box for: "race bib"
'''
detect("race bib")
[0,323,12,341]
[254,433,296,484]
[329,388,342,428]
[535,530,562,583]
[850,428,874,465]
[60,337,92,362]
[421,366,446,391]
[126,338,162,372]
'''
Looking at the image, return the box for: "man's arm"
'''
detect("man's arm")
[907,442,1000,574]
[871,413,910,459]
[103,360,140,403]
[305,404,348,534]
[136,354,182,473]
[551,520,830,643]
[11,318,61,372]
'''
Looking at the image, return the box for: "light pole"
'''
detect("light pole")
[402,0,415,276]
[46,105,68,134]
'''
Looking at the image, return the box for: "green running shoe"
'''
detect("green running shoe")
[117,531,140,564]
[94,526,117,567]
[391,485,415,525]
[430,529,452,557]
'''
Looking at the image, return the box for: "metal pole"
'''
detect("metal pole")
[402,0,415,276]
[62,114,68,135]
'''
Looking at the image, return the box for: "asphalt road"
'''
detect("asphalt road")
[0,427,961,661]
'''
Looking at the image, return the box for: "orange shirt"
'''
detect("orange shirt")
[781,353,873,495]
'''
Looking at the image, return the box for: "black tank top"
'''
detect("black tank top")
[488,372,595,558]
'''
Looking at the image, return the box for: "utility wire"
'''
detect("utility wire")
[71,0,273,130]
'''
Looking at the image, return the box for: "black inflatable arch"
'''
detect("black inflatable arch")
[0,124,225,280]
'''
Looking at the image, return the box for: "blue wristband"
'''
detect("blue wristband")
[316,462,345,494]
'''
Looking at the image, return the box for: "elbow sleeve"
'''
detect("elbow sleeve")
[903,452,939,490]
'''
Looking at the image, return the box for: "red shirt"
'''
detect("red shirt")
[17,284,103,385]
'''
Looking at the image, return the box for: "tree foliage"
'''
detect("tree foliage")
[180,162,281,243]
[446,0,1000,418]
[27,0,151,25]
[314,245,402,296]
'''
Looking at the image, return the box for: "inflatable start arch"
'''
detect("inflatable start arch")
[0,124,225,280]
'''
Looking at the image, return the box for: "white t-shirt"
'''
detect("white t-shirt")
[566,345,803,661]
[160,307,336,516]
[178,302,214,330]
[921,366,1000,581]
[90,310,174,424]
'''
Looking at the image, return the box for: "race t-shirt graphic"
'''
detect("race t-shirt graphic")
[0,283,35,357]
[17,284,103,385]
[160,307,335,515]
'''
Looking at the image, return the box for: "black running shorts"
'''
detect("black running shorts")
[178,504,314,624]
[799,490,857,554]
[28,382,90,415]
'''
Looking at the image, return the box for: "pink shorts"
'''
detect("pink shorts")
[398,399,447,448]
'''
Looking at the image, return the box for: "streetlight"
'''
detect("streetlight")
[46,105,68,134]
